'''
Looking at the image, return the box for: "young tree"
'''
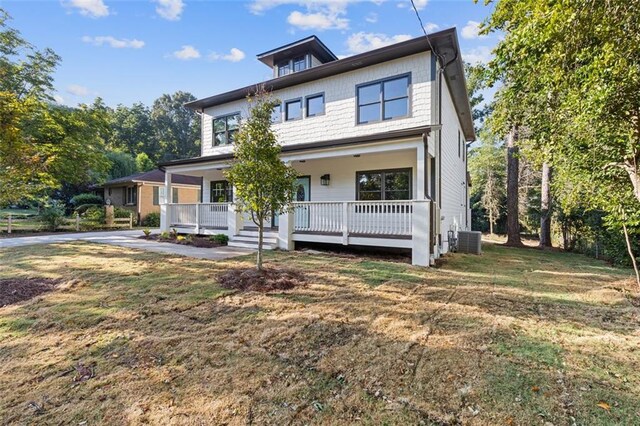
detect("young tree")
[225,88,298,271]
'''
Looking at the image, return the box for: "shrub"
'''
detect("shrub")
[176,235,186,242]
[210,234,229,245]
[143,212,160,227]
[114,207,132,218]
[142,229,151,237]
[39,201,67,231]
[83,206,106,226]
[159,231,170,240]
[70,193,103,208]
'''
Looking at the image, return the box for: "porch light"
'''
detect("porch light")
[320,174,330,186]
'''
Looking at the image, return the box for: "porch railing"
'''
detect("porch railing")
[292,200,413,236]
[168,203,229,229]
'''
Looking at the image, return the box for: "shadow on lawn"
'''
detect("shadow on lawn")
[0,242,638,424]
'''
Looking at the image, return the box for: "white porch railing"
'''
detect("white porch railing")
[168,203,229,229]
[292,200,413,236]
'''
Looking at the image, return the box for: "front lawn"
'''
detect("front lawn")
[0,243,638,424]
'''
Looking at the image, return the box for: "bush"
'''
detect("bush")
[210,234,229,245]
[70,193,103,208]
[114,207,132,219]
[39,201,67,231]
[142,229,151,237]
[159,231,170,240]
[83,206,106,224]
[143,212,160,227]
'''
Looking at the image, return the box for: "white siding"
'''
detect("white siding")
[439,78,468,252]
[201,52,432,157]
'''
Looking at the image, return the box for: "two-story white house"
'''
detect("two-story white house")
[159,28,475,267]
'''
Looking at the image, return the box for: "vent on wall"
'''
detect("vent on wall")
[457,231,482,254]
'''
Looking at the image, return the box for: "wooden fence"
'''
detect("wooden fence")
[1,212,133,234]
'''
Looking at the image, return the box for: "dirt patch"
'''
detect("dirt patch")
[0,278,61,307]
[140,234,225,248]
[218,267,306,292]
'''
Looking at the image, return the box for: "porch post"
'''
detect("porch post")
[412,199,431,267]
[160,171,172,232]
[277,209,294,250]
[227,202,242,238]
[416,143,426,199]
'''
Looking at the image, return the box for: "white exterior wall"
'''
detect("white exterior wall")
[439,78,469,252]
[201,52,432,157]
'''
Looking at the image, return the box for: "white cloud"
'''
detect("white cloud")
[154,0,184,21]
[287,10,348,30]
[66,84,90,96]
[423,22,439,33]
[461,20,486,39]
[346,32,412,54]
[365,12,378,23]
[208,48,246,63]
[412,0,428,9]
[82,36,145,49]
[53,94,65,104]
[65,0,109,18]
[171,45,200,60]
[397,0,427,10]
[462,46,492,65]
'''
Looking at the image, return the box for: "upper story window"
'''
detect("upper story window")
[213,113,240,146]
[357,74,410,124]
[306,93,325,117]
[293,56,307,72]
[271,104,282,123]
[277,61,291,77]
[285,99,302,121]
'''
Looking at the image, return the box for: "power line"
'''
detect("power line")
[409,0,444,67]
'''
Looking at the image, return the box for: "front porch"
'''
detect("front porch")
[159,131,434,266]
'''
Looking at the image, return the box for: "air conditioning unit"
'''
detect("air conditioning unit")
[457,231,482,254]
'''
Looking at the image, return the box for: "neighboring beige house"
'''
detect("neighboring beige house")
[101,170,201,224]
[159,29,475,266]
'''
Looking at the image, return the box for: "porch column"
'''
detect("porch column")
[412,199,431,267]
[416,142,426,199]
[160,171,172,232]
[277,210,294,250]
[227,202,242,238]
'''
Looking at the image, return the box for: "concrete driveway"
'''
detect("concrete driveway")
[0,229,254,260]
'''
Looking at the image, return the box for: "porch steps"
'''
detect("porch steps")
[227,230,279,250]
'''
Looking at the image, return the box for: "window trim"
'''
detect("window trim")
[355,167,413,201]
[356,73,412,125]
[210,180,233,203]
[212,112,241,147]
[284,98,303,121]
[305,92,325,118]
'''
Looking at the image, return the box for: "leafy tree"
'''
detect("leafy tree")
[225,88,297,271]
[481,0,640,284]
[106,151,137,180]
[151,91,200,161]
[135,152,155,172]
[109,102,157,159]
[469,131,506,234]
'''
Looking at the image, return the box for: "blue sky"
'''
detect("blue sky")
[1,0,497,107]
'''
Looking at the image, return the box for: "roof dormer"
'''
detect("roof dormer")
[256,36,337,78]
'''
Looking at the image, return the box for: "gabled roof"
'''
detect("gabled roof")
[256,35,337,68]
[102,169,201,186]
[185,28,475,141]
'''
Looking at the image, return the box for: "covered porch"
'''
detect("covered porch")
[159,130,434,266]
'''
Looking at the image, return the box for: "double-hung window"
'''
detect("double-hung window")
[292,56,307,72]
[210,181,233,202]
[305,93,324,117]
[357,74,410,124]
[153,186,159,206]
[278,61,291,77]
[356,169,412,201]
[213,113,240,146]
[125,186,137,205]
[271,104,282,123]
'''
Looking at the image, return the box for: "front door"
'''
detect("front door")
[293,176,311,229]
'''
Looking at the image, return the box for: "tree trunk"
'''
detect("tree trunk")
[257,223,263,271]
[489,209,494,235]
[623,159,640,204]
[622,222,640,289]
[506,126,523,246]
[539,162,553,248]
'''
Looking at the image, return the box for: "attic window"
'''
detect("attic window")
[278,61,291,77]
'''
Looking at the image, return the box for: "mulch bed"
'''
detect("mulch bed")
[140,234,225,248]
[218,267,306,292]
[0,278,61,307]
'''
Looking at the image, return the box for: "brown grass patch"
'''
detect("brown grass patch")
[217,266,306,292]
[0,277,61,307]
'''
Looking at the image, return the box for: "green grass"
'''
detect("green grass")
[0,241,638,424]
